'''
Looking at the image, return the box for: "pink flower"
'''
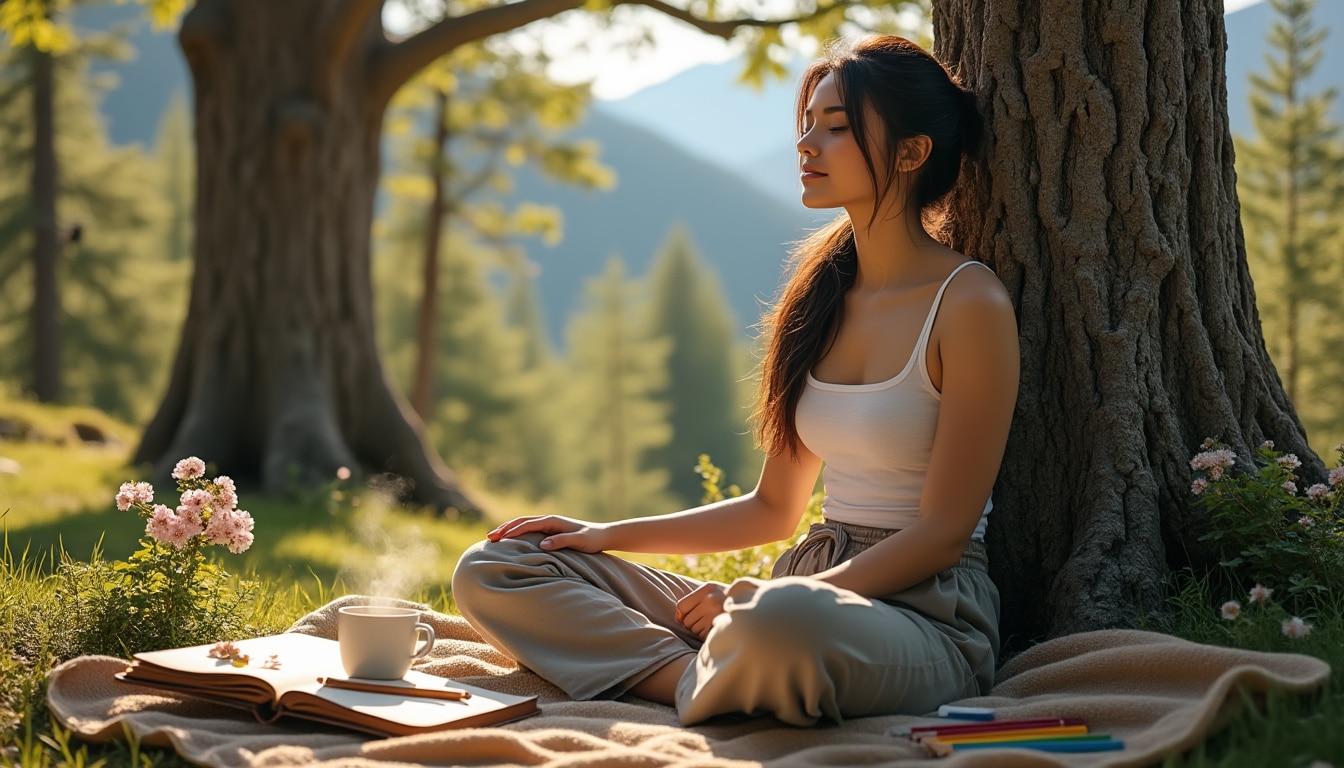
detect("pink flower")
[1329,467,1344,487]
[145,504,176,542]
[205,507,254,553]
[1190,478,1210,495]
[172,456,206,480]
[174,505,205,537]
[1190,448,1237,471]
[204,507,236,546]
[1190,449,1237,481]
[226,509,255,554]
[1307,484,1330,503]
[180,489,212,514]
[1297,516,1314,528]
[336,466,351,481]
[1248,584,1273,604]
[116,481,153,511]
[213,476,238,510]
[1282,481,1297,495]
[1276,454,1301,470]
[1281,617,1312,639]
[1220,601,1241,620]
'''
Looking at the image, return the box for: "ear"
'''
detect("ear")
[895,136,933,173]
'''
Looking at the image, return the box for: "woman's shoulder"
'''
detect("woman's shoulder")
[937,257,1015,327]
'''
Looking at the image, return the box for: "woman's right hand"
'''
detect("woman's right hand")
[486,515,613,553]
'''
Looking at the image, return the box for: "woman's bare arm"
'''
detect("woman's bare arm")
[488,442,823,555]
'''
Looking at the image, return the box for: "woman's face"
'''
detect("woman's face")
[796,72,883,212]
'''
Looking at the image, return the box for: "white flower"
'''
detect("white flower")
[1281,617,1312,639]
[1191,478,1210,495]
[1298,516,1315,528]
[1329,467,1344,487]
[1307,484,1330,503]
[1281,481,1297,495]
[1248,584,1273,604]
[1276,454,1301,470]
[1191,448,1237,472]
[1220,601,1241,621]
[1260,440,1275,450]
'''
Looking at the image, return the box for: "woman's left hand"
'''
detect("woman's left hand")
[675,582,730,640]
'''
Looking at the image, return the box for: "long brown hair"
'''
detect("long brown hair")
[752,36,982,456]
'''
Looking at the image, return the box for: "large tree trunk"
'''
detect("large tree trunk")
[932,0,1323,642]
[130,0,818,516]
[31,42,60,403]
[133,1,475,515]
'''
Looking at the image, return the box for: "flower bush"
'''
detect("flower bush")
[56,457,258,656]
[1190,438,1344,612]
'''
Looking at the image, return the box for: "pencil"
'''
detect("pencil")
[316,676,472,701]
[909,717,1086,737]
[925,726,1090,744]
[952,738,1124,753]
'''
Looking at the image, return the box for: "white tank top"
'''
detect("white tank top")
[794,260,993,539]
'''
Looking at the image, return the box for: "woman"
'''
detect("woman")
[452,35,1019,727]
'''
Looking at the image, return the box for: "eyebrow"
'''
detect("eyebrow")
[803,105,848,118]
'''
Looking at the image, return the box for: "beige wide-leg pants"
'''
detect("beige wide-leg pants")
[451,521,999,726]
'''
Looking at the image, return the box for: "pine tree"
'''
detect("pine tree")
[1235,0,1344,453]
[643,225,752,504]
[375,206,528,487]
[493,263,569,500]
[0,39,174,420]
[559,257,675,520]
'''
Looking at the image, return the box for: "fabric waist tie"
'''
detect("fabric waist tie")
[770,519,988,579]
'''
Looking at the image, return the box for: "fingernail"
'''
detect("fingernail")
[540,538,552,548]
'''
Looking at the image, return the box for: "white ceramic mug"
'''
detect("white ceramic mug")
[337,605,435,680]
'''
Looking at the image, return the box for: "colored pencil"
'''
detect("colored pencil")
[926,726,1090,744]
[953,738,1124,753]
[924,736,1123,757]
[908,717,1087,737]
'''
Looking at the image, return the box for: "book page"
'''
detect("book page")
[129,634,344,702]
[279,670,537,733]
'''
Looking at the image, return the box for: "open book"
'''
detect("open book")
[115,633,538,737]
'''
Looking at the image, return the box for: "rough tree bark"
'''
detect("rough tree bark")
[134,0,820,513]
[932,0,1325,642]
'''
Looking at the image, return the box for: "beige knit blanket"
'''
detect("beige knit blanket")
[47,595,1330,768]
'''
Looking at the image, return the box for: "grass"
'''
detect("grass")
[2,396,1342,767]
[1155,572,1344,767]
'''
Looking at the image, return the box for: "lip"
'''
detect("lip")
[800,167,827,181]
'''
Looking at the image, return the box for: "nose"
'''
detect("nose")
[796,127,818,158]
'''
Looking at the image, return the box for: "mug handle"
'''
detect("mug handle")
[411,622,436,660]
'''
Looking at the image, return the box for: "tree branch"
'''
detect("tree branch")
[371,0,850,104]
[317,0,386,103]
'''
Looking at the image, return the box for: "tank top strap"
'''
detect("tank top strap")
[913,261,991,384]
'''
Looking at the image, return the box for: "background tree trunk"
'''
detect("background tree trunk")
[133,0,475,515]
[31,42,60,403]
[932,0,1324,642]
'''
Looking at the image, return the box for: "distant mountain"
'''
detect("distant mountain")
[74,4,817,342]
[594,1,1344,171]
[490,110,818,339]
[75,0,1344,340]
